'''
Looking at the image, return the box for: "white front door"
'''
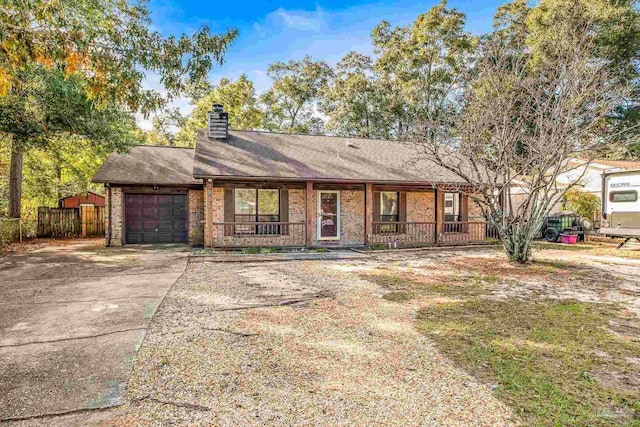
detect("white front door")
[318,191,340,240]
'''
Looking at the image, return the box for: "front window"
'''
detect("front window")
[258,189,280,221]
[234,189,280,234]
[444,193,461,222]
[379,192,399,233]
[380,192,399,221]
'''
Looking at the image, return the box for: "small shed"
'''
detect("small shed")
[58,192,106,208]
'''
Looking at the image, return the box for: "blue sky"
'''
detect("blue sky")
[140,0,507,128]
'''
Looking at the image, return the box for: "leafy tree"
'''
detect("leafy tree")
[0,136,9,215]
[371,1,476,140]
[320,52,387,138]
[495,0,640,157]
[183,80,215,105]
[145,107,187,146]
[0,66,139,217]
[0,0,237,112]
[1,0,237,218]
[22,136,109,211]
[175,75,262,146]
[260,56,332,133]
[528,0,640,154]
[412,4,631,263]
[562,189,601,219]
[492,0,530,49]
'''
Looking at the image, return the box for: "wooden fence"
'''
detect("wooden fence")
[81,205,105,237]
[37,206,105,238]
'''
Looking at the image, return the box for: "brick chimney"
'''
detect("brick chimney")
[208,104,228,139]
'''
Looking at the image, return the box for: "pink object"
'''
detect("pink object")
[560,234,578,244]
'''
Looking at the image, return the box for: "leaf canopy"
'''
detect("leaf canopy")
[0,0,238,113]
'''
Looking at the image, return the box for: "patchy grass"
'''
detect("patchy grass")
[534,242,598,251]
[369,243,390,251]
[535,258,578,270]
[192,248,218,256]
[195,247,330,256]
[534,241,640,260]
[417,298,640,426]
[240,247,263,254]
[362,259,640,427]
[237,247,278,254]
[589,246,640,260]
[384,290,417,302]
[360,272,495,301]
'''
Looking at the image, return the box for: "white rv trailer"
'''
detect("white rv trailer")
[601,168,640,243]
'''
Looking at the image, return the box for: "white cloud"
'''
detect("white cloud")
[269,6,326,31]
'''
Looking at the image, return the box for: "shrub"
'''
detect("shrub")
[562,189,601,219]
[0,218,37,244]
[370,244,389,251]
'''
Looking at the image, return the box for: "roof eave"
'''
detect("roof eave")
[192,173,479,186]
[603,168,640,177]
[91,179,201,186]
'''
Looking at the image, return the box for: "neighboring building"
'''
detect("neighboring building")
[58,191,106,208]
[510,159,640,217]
[92,105,495,248]
[601,168,640,238]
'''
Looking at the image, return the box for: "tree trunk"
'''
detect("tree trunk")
[504,236,533,263]
[8,144,23,218]
[500,219,544,263]
[55,157,62,202]
[488,203,548,264]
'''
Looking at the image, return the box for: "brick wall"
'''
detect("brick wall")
[210,188,307,224]
[211,187,225,222]
[106,187,123,246]
[209,187,307,247]
[208,188,366,246]
[205,187,445,247]
[468,197,486,221]
[288,189,306,223]
[339,190,365,245]
[407,191,436,222]
[188,190,204,246]
[370,191,437,245]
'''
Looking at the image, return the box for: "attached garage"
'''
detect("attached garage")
[92,146,204,246]
[125,193,188,244]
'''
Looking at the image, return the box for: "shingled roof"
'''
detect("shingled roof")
[92,146,200,185]
[592,159,640,170]
[193,129,469,184]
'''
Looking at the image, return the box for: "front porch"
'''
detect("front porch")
[203,180,497,248]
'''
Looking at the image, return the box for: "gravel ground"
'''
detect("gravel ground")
[106,255,515,426]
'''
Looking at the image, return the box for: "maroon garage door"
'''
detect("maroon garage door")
[125,194,188,244]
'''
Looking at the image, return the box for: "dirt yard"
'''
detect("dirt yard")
[5,242,640,426]
[104,253,514,426]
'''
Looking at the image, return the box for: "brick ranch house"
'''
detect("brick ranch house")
[92,105,498,248]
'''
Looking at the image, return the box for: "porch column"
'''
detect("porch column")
[435,188,445,244]
[305,181,313,247]
[364,182,373,245]
[460,193,469,221]
[204,179,213,247]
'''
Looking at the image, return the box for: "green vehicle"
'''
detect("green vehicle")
[542,212,593,242]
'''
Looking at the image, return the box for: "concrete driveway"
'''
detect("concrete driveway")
[0,240,189,422]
